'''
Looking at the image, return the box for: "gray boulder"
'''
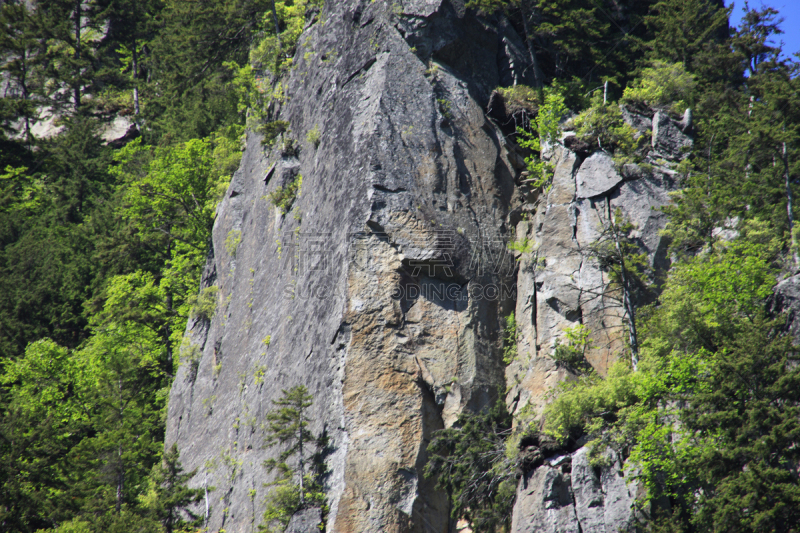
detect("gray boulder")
[575,152,623,199]
[772,273,800,343]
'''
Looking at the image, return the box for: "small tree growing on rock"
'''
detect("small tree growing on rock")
[580,203,652,370]
[425,397,516,533]
[260,385,326,532]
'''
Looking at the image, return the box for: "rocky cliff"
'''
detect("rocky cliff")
[164,1,690,532]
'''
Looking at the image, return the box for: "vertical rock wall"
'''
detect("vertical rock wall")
[506,99,692,533]
[506,112,689,418]
[166,1,531,531]
[164,1,692,532]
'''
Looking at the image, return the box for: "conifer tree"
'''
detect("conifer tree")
[264,385,314,505]
[644,0,731,70]
[149,444,204,533]
[35,0,109,112]
[425,398,515,533]
[0,1,44,146]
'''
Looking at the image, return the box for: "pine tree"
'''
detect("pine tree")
[149,444,204,533]
[145,0,270,140]
[264,386,314,505]
[35,0,109,112]
[644,0,731,70]
[0,1,44,146]
[425,398,515,533]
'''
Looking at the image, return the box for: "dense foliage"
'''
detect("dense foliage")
[0,0,318,531]
[425,398,515,533]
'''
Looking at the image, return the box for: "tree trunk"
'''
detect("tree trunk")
[607,198,639,370]
[519,4,544,88]
[271,0,281,49]
[73,0,81,111]
[132,42,141,126]
[298,414,305,505]
[21,48,31,148]
[784,131,798,269]
[116,444,124,513]
[204,471,210,524]
[165,289,173,367]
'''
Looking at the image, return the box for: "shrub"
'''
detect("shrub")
[508,237,536,257]
[258,120,289,147]
[515,89,567,189]
[305,125,320,148]
[188,286,219,321]
[502,313,518,364]
[436,98,454,120]
[543,361,640,445]
[281,137,298,157]
[225,229,242,257]
[209,124,245,205]
[551,324,593,372]
[622,60,696,112]
[265,174,302,214]
[573,94,643,153]
[496,85,539,119]
[179,337,202,381]
[250,0,323,75]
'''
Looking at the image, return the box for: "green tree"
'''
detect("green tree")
[644,0,731,70]
[145,0,270,140]
[68,322,167,517]
[250,0,322,75]
[100,0,165,124]
[264,386,314,505]
[114,138,216,253]
[515,88,567,187]
[0,118,112,357]
[145,444,204,533]
[109,134,235,366]
[425,399,515,533]
[0,1,44,146]
[260,386,326,532]
[0,339,90,531]
[36,0,109,112]
[543,224,800,531]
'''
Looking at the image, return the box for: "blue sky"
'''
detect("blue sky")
[725,0,800,59]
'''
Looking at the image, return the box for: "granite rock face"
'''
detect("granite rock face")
[286,508,323,533]
[164,2,690,532]
[511,447,641,533]
[506,107,688,417]
[772,273,800,343]
[166,1,525,531]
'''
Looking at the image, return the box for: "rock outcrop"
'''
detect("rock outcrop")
[512,447,642,533]
[506,105,689,533]
[506,107,689,418]
[164,2,691,532]
[166,1,526,531]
